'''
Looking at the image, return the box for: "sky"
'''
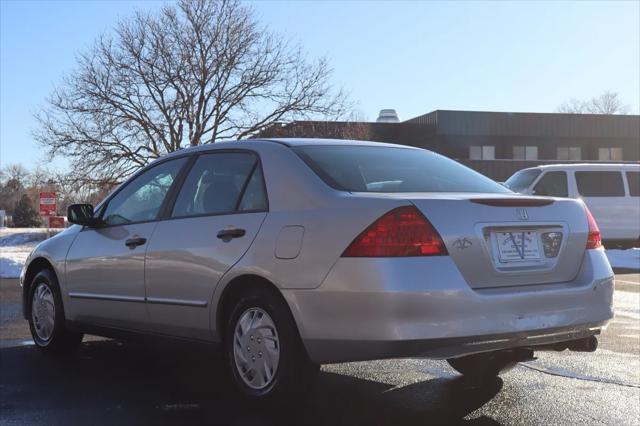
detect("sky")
[1,0,639,170]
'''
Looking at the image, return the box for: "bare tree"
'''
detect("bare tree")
[0,164,30,185]
[29,167,115,213]
[35,0,349,185]
[557,91,629,114]
[0,164,30,214]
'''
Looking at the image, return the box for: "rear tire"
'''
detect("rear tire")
[223,286,318,400]
[27,269,83,354]
[447,351,518,380]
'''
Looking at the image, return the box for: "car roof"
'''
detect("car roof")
[533,163,640,171]
[162,138,420,159]
[258,138,419,149]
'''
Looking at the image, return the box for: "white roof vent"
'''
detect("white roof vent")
[376,109,400,123]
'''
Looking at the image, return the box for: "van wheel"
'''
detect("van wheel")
[447,352,518,380]
[28,269,83,354]
[223,287,318,400]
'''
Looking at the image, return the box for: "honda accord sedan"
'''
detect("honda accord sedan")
[21,139,614,399]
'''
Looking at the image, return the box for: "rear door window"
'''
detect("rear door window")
[575,171,625,197]
[627,171,640,197]
[172,152,264,217]
[238,165,268,211]
[533,171,568,197]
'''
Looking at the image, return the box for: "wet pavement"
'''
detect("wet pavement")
[1,275,639,425]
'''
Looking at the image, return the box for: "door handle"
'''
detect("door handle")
[125,236,147,249]
[217,228,246,241]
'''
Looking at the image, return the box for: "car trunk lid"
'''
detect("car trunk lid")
[405,193,589,288]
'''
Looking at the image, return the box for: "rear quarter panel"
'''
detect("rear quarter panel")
[210,143,411,336]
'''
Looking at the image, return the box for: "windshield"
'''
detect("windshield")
[294,145,510,193]
[504,169,541,192]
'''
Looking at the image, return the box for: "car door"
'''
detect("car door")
[144,151,268,339]
[574,170,627,240]
[65,157,188,329]
[626,171,640,239]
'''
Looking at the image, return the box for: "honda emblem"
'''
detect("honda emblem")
[517,208,529,220]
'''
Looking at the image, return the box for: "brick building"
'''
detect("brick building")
[257,110,640,180]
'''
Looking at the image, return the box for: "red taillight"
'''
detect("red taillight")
[342,206,448,257]
[585,206,602,249]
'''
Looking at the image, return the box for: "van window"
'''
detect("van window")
[627,171,640,197]
[533,172,568,197]
[575,171,624,197]
[504,169,541,193]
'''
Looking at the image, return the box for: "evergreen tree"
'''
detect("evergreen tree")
[13,194,41,227]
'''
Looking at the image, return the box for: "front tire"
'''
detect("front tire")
[223,287,318,400]
[27,269,83,354]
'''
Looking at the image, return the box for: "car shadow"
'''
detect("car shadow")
[0,339,504,425]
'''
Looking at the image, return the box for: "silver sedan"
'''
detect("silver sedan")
[21,139,614,400]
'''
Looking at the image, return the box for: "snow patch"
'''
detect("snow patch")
[0,228,47,278]
[606,248,640,271]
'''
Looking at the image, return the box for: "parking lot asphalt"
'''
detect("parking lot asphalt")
[1,275,639,426]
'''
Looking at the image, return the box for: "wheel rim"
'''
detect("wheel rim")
[233,307,280,390]
[31,283,55,342]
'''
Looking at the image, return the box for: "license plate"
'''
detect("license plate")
[494,231,541,263]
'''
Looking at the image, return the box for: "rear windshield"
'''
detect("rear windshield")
[293,145,510,193]
[504,169,541,193]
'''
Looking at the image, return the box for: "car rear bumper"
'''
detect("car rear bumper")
[282,249,614,364]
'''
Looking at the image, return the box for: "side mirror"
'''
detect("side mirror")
[67,204,100,227]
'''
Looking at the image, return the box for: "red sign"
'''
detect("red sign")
[39,192,57,216]
[48,216,65,229]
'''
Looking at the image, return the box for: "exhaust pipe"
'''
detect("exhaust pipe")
[566,336,598,352]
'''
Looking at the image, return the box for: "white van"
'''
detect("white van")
[505,164,640,243]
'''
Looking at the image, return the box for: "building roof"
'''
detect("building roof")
[406,110,640,139]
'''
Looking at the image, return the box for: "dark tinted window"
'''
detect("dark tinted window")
[294,145,510,193]
[576,171,624,197]
[533,172,568,197]
[172,153,257,217]
[627,171,640,197]
[102,158,187,225]
[505,169,541,193]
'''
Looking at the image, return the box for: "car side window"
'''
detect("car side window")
[533,171,568,197]
[172,152,259,217]
[102,158,187,226]
[238,164,268,211]
[627,171,639,197]
[576,171,625,197]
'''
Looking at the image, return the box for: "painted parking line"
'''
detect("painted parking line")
[616,280,640,286]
